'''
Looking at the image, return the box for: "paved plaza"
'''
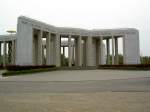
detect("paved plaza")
[0,70,150,112]
[1,70,150,81]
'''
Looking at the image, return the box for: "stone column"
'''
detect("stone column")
[68,35,72,67]
[37,30,43,65]
[106,38,110,64]
[123,35,126,64]
[8,42,11,64]
[42,45,45,64]
[11,40,15,64]
[100,36,104,65]
[13,40,16,64]
[0,42,1,64]
[77,36,82,66]
[83,39,86,66]
[115,37,119,65]
[46,32,51,65]
[86,36,92,66]
[96,39,100,66]
[72,44,74,65]
[3,41,6,66]
[112,36,115,65]
[55,33,61,67]
[50,35,54,65]
[63,46,65,66]
[75,39,78,66]
[63,47,65,57]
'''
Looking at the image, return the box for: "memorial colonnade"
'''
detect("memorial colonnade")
[16,16,140,66]
[0,35,16,66]
[32,28,122,67]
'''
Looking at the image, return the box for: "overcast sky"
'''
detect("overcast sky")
[0,0,150,56]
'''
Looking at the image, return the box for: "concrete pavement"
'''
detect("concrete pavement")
[1,70,150,81]
[0,77,150,93]
[0,70,150,112]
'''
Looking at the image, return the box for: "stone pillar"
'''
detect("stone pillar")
[106,38,110,64]
[123,35,126,64]
[3,41,6,66]
[115,37,119,65]
[86,36,92,66]
[72,44,74,65]
[50,35,54,65]
[7,42,11,64]
[11,40,15,64]
[46,32,51,65]
[63,47,65,57]
[0,42,1,64]
[77,36,82,66]
[123,33,140,64]
[0,42,1,55]
[83,39,86,66]
[112,36,115,65]
[96,39,100,66]
[68,35,72,67]
[14,40,16,64]
[42,45,44,64]
[55,33,61,67]
[37,30,43,65]
[100,36,104,65]
[63,46,65,66]
[75,39,78,66]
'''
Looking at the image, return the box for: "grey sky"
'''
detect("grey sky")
[0,0,150,56]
